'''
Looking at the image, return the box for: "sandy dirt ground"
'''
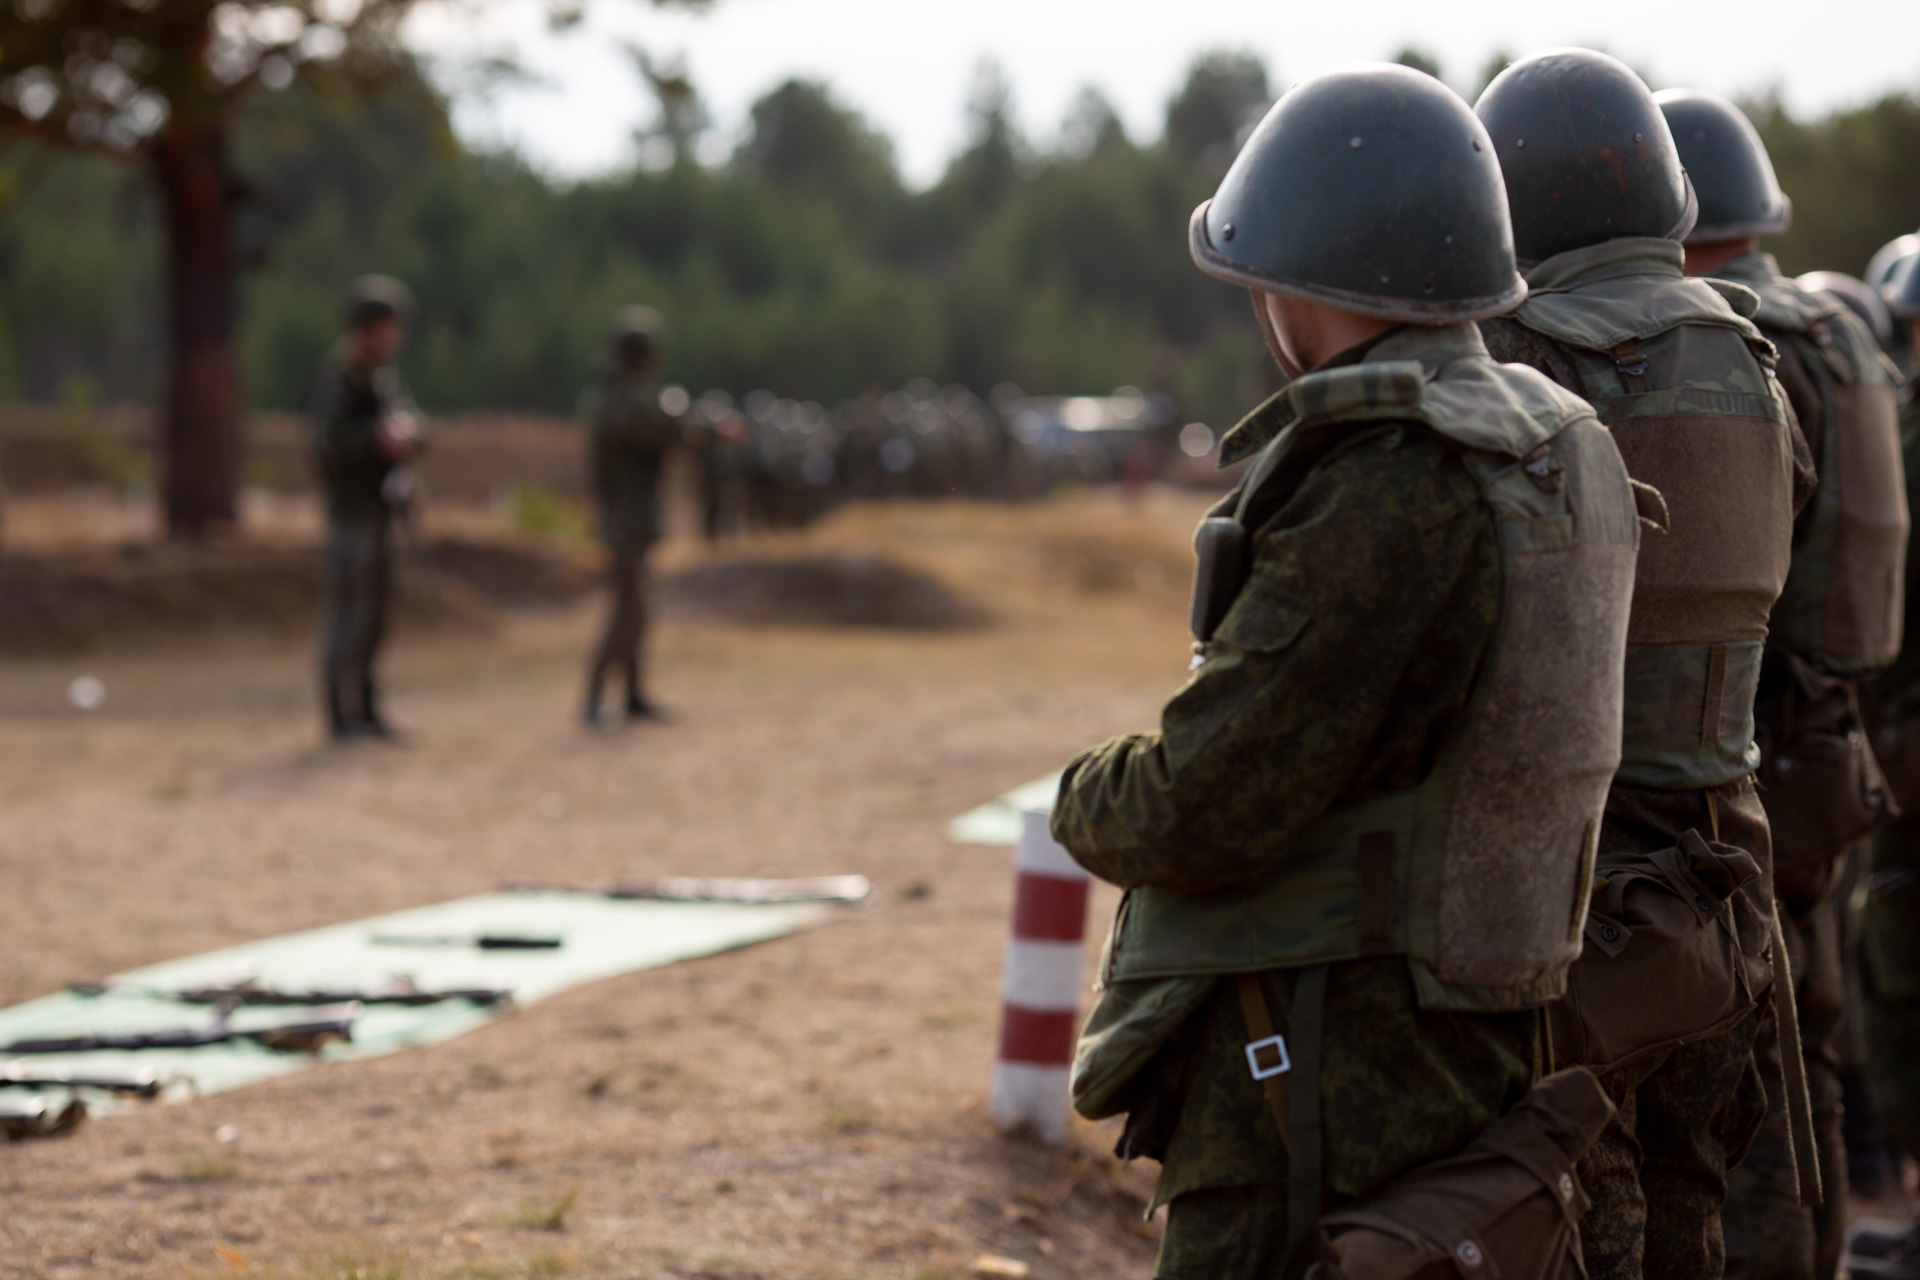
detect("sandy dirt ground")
[0,490,1212,1280]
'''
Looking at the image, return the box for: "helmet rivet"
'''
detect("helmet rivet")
[1350,136,1363,150]
[1633,132,1644,143]
[1380,274,1390,284]
[1444,235,1454,245]
[1515,138,1526,148]
[1222,222,1235,242]
[1471,138,1482,152]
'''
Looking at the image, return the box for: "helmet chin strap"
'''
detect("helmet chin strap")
[1251,290,1304,382]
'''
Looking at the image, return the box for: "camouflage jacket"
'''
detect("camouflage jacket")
[309,345,412,526]
[1053,324,1540,1204]
[585,369,682,549]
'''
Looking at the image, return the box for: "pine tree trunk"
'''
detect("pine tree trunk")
[149,120,242,538]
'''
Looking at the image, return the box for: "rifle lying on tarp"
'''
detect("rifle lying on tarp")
[1,1061,164,1097]
[1,1095,85,1140]
[72,976,512,1008]
[2,1001,361,1055]
[504,874,872,904]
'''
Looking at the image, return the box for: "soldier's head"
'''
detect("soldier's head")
[1189,62,1522,373]
[1654,89,1790,276]
[609,306,664,373]
[1474,49,1696,265]
[344,275,413,366]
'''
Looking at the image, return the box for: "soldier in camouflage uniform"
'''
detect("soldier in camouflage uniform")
[583,306,682,726]
[1656,90,1911,1280]
[1052,65,1640,1280]
[309,275,423,742]
[1849,254,1920,1278]
[1474,53,1817,1280]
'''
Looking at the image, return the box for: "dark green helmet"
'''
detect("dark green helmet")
[1655,89,1790,241]
[1796,270,1893,347]
[1867,233,1919,290]
[344,274,414,327]
[1474,48,1696,263]
[1190,62,1523,323]
[1886,254,1920,320]
[609,304,665,361]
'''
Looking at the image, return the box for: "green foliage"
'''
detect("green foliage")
[57,375,144,495]
[496,1189,579,1232]
[0,55,1913,438]
[510,486,592,544]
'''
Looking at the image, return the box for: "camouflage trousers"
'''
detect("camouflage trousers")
[1723,892,1848,1280]
[320,518,394,728]
[1578,779,1771,1280]
[587,541,653,708]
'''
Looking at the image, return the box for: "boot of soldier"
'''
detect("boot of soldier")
[583,665,609,729]
[361,678,403,743]
[325,678,356,743]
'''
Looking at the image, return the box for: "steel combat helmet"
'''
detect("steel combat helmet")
[1475,49,1697,263]
[1868,233,1920,291]
[344,274,414,327]
[1655,89,1791,241]
[1190,63,1524,323]
[1796,271,1894,348]
[609,305,665,361]
[1886,254,1920,321]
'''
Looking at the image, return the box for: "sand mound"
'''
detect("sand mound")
[662,551,986,630]
[0,537,596,654]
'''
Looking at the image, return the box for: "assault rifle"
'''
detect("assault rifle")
[1,1061,164,1097]
[504,874,872,904]
[72,977,511,1008]
[2,1001,361,1055]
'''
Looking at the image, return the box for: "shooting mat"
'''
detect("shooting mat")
[0,891,840,1119]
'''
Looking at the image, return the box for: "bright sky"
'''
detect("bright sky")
[407,0,1920,187]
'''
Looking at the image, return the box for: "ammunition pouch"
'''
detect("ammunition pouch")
[1189,517,1251,645]
[1753,649,1898,896]
[1549,830,1772,1070]
[1304,1067,1617,1280]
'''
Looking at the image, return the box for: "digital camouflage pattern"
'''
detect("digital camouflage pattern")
[1054,324,1576,1279]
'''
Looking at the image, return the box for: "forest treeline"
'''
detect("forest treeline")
[0,51,1916,431]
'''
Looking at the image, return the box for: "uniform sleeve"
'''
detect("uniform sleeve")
[596,384,684,454]
[1050,428,1498,894]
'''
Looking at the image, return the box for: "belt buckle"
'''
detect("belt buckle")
[1244,1034,1291,1081]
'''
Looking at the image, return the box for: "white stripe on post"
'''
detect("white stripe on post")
[990,807,1091,1144]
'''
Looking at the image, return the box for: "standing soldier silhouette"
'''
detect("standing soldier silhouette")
[1476,50,1816,1280]
[310,275,422,743]
[583,306,683,726]
[1054,64,1635,1279]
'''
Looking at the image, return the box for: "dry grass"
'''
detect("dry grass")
[0,488,1199,1279]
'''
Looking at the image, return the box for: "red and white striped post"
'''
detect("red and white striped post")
[990,807,1092,1144]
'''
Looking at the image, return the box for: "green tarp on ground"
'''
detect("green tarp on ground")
[946,773,1060,846]
[0,891,840,1118]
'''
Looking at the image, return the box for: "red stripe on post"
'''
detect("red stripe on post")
[998,1004,1078,1065]
[1011,872,1090,941]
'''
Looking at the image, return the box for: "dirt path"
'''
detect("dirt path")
[0,493,1208,1280]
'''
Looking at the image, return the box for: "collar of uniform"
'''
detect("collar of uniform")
[1522,237,1686,294]
[1215,324,1487,466]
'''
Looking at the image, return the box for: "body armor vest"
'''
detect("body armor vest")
[1513,252,1798,789]
[1733,263,1908,674]
[1106,340,1640,1012]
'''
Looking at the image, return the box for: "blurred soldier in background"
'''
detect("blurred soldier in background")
[309,274,422,743]
[582,306,682,727]
[1055,64,1633,1279]
[1659,88,1909,1280]
[689,390,748,541]
[1850,252,1920,1279]
[1476,51,1814,1280]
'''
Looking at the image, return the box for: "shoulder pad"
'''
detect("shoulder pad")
[1283,361,1426,429]
[1517,275,1764,351]
[1742,277,1840,334]
[1702,278,1762,320]
[1422,357,1600,459]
